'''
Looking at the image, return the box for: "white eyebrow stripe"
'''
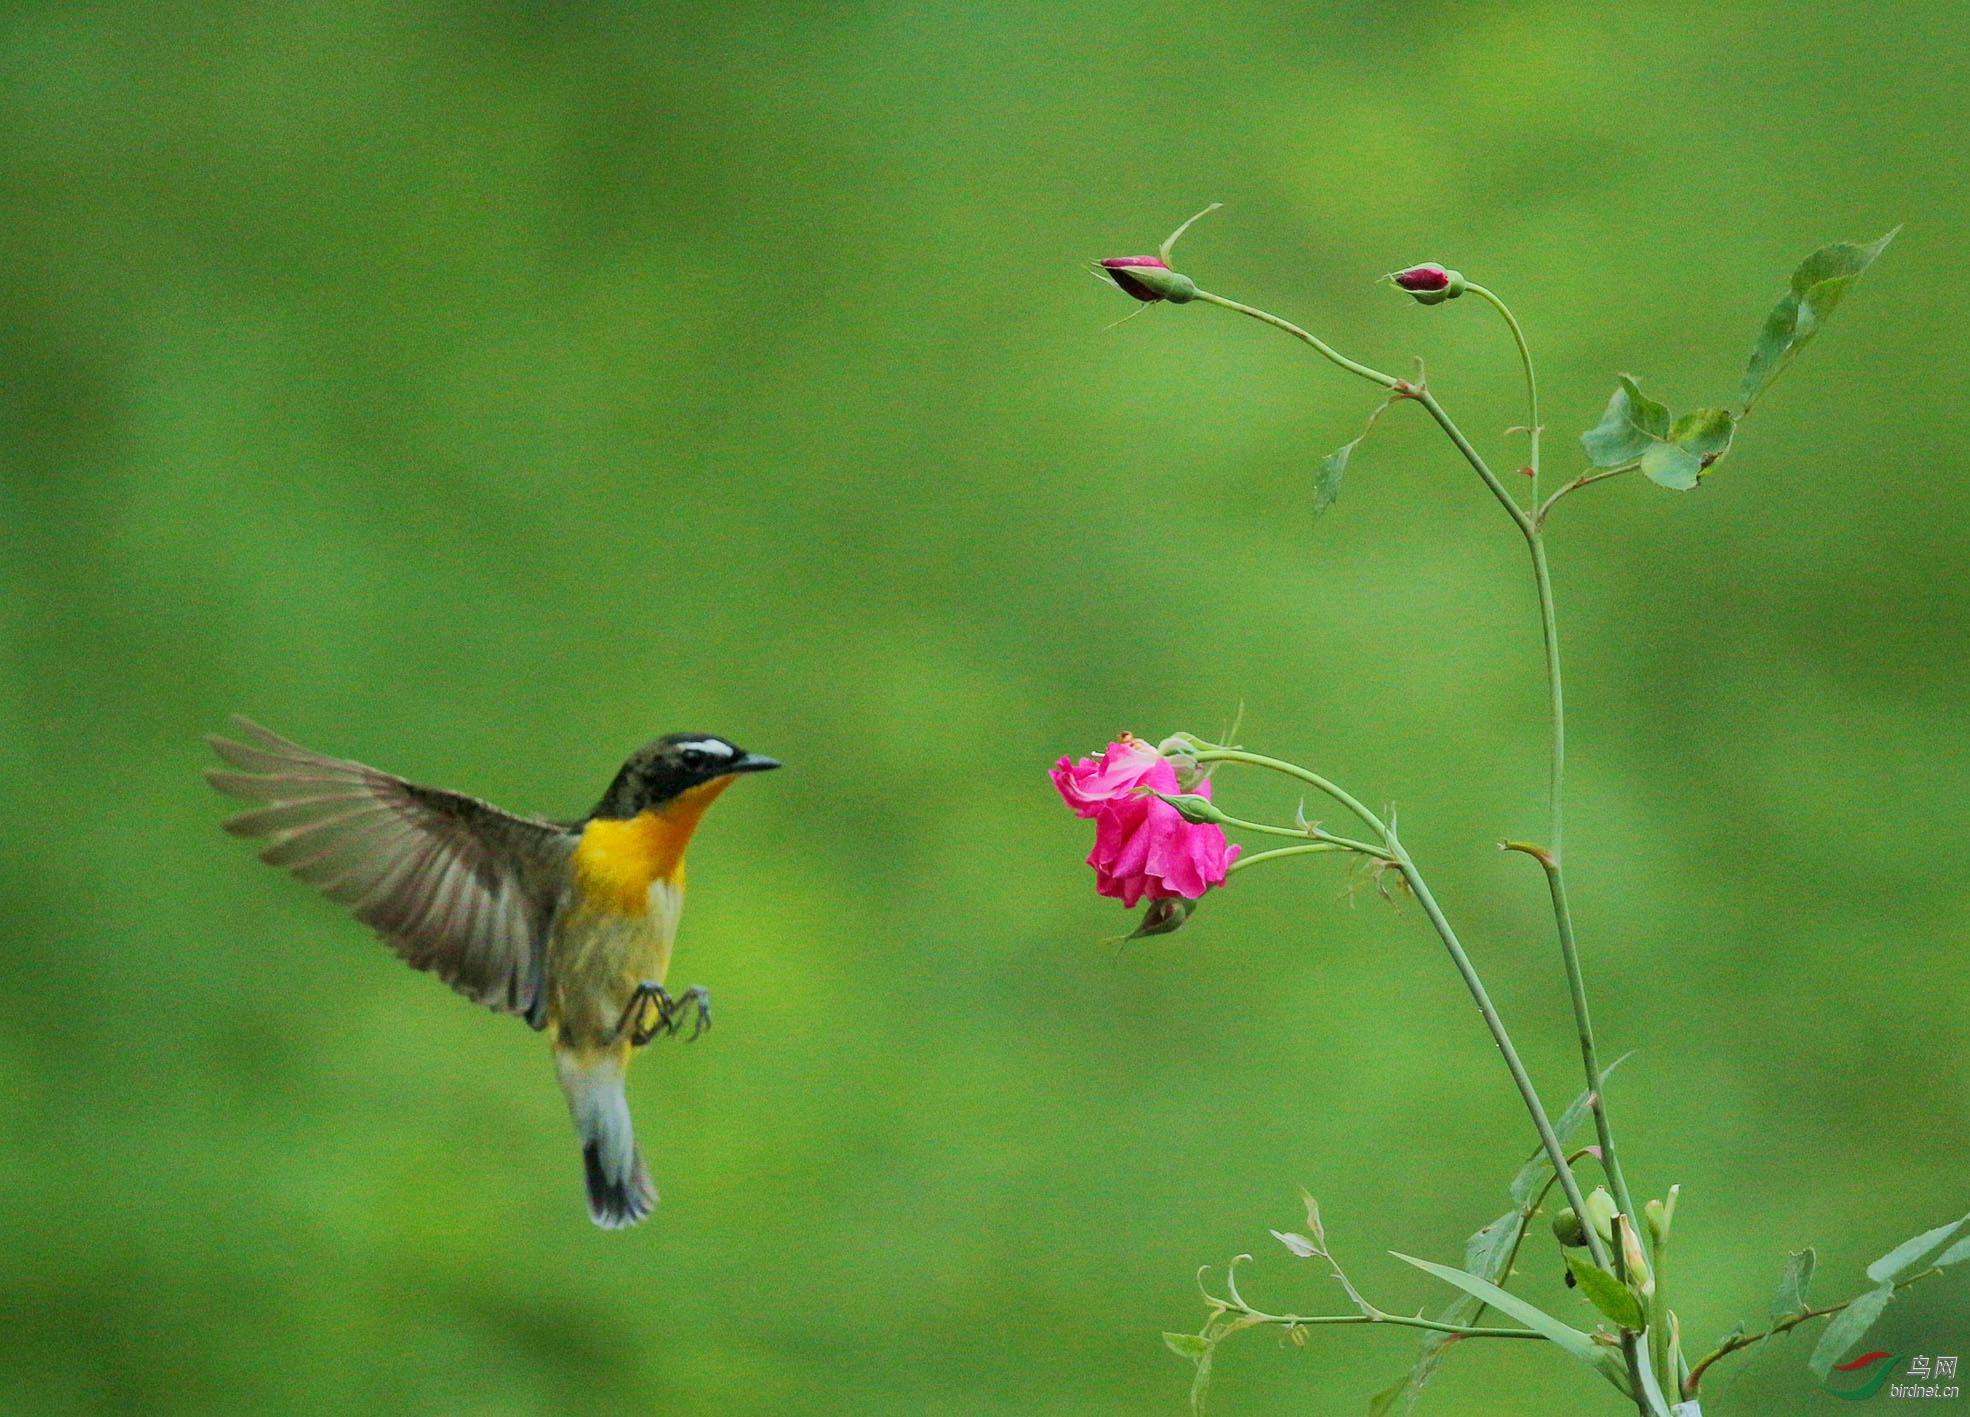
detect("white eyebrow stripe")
[685,739,734,757]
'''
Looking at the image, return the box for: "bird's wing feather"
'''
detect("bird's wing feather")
[206,716,576,1028]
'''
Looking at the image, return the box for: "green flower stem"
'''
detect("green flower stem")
[1683,1266,1947,1396]
[1150,790,1392,858]
[1191,748,1390,841]
[1227,843,1349,873]
[1190,290,1402,391]
[1465,282,1541,498]
[1192,806,1389,858]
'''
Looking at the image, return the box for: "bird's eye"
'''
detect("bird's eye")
[680,746,708,770]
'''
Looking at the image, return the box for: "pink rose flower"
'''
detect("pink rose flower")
[1051,735,1240,908]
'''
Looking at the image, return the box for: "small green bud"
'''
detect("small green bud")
[1158,792,1227,825]
[1582,1186,1619,1246]
[1645,1184,1679,1246]
[1127,897,1196,939]
[1551,1206,1589,1248]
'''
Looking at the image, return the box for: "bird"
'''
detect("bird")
[205,716,780,1228]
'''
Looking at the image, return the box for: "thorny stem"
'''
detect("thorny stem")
[1683,1266,1948,1395]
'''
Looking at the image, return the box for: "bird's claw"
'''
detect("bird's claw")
[618,982,712,1046]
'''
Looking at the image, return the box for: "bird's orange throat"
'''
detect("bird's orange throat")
[573,776,735,912]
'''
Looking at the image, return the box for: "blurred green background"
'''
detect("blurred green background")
[3,2,1967,1412]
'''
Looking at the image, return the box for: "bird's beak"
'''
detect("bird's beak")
[733,752,781,774]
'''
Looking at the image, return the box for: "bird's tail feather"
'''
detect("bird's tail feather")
[556,1051,656,1228]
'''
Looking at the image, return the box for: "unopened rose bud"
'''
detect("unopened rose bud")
[1388,263,1467,306]
[1552,1206,1589,1248]
[1099,256,1199,304]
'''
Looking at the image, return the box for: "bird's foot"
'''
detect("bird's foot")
[617,982,712,1046]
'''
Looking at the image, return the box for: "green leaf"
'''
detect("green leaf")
[1671,407,1736,460]
[1935,1235,1970,1269]
[1809,1284,1895,1380]
[1464,1209,1526,1285]
[1640,440,1703,491]
[1715,1318,1747,1350]
[1272,1229,1320,1259]
[1391,1252,1631,1394]
[1581,376,1669,468]
[1565,1254,1646,1331]
[1771,1247,1816,1320]
[1366,1376,1410,1417]
[1740,228,1898,409]
[1164,1332,1209,1360]
[1867,1211,1970,1284]
[1314,438,1358,514]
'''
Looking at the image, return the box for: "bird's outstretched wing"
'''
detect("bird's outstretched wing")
[206,716,577,1029]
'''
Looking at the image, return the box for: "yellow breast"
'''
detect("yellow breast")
[571,776,734,914]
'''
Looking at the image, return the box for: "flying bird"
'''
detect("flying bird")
[206,717,780,1227]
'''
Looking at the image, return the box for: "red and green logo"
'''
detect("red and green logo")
[1815,1350,1902,1400]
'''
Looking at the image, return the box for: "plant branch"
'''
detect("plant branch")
[1191,290,1402,391]
[1227,843,1350,873]
[1201,807,1390,858]
[1189,748,1390,841]
[1414,388,1536,533]
[1219,1304,1543,1340]
[1684,1267,1948,1394]
[1537,463,1638,524]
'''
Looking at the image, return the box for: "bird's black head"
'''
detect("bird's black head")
[590,733,781,820]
